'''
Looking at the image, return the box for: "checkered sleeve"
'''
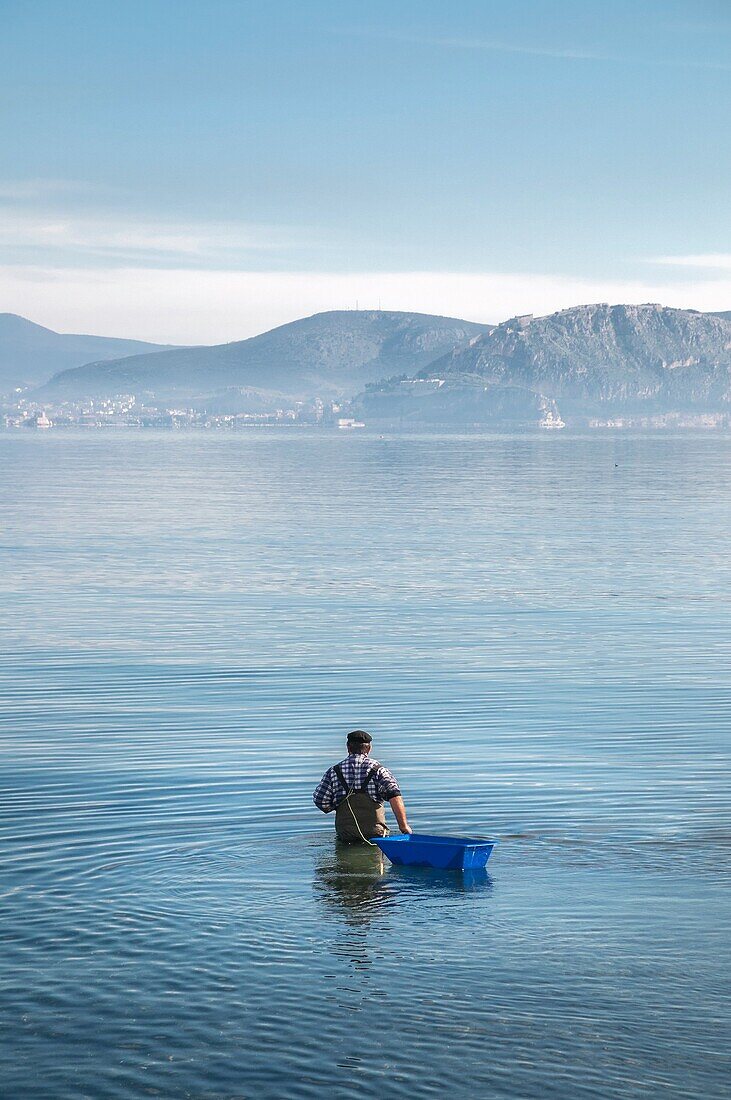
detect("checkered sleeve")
[374,765,401,801]
[313,768,336,813]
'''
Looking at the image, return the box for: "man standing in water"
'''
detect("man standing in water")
[313,730,412,843]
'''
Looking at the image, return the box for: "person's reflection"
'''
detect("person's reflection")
[313,840,494,970]
[313,841,391,948]
[312,842,392,1069]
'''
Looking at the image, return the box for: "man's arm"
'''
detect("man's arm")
[313,769,335,813]
[388,795,412,834]
[375,764,412,834]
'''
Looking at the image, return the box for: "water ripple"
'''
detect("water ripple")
[1,432,730,1099]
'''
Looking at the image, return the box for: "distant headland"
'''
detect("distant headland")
[4,304,731,431]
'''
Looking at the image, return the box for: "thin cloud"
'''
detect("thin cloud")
[0,208,311,267]
[2,265,729,345]
[418,35,604,61]
[345,27,731,72]
[345,28,607,61]
[0,178,111,201]
[652,254,731,271]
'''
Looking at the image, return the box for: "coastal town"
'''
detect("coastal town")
[1,393,366,431]
[3,389,729,432]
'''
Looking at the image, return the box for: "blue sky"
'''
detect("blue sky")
[2,0,731,341]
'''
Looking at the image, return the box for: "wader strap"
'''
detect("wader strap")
[333,763,381,806]
[334,764,350,802]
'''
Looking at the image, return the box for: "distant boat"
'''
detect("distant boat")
[337,418,365,430]
[539,410,565,430]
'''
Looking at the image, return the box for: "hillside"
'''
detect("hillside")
[426,303,731,409]
[357,303,731,424]
[355,378,558,427]
[38,311,489,403]
[0,314,177,392]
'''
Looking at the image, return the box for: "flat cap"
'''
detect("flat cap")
[347,729,372,744]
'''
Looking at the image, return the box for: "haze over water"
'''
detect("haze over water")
[1,430,729,1099]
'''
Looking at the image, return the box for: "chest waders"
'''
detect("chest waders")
[333,764,389,844]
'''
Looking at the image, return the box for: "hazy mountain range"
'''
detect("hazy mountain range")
[0,313,177,392]
[7,303,731,425]
[36,311,489,405]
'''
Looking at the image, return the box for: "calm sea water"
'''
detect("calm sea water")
[1,430,729,1099]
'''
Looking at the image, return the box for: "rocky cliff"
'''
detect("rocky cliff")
[416,304,731,416]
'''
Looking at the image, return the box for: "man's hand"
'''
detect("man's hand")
[400,824,413,834]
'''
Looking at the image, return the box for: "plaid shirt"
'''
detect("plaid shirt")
[313,753,401,814]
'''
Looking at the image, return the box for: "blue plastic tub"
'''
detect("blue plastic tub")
[373,833,494,871]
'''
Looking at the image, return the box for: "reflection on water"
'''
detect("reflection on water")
[314,842,388,926]
[1,431,730,1099]
[314,842,494,927]
[386,864,494,894]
